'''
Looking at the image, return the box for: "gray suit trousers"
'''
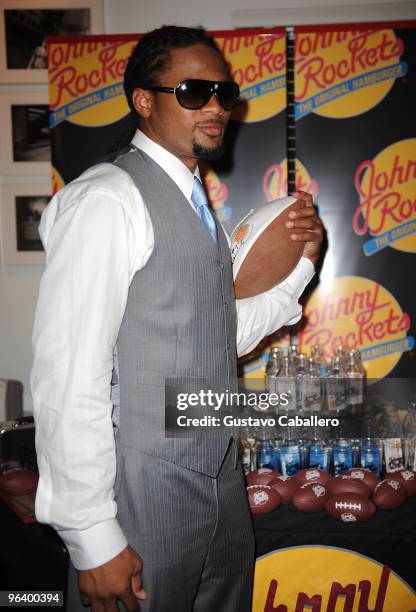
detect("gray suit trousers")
[66,440,255,611]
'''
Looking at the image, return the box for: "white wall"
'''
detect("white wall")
[1,0,415,414]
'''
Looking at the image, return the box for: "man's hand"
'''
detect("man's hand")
[286,190,323,267]
[78,545,146,611]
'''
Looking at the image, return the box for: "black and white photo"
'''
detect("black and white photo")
[12,105,50,162]
[0,0,104,83]
[0,92,51,175]
[4,8,91,70]
[1,183,50,264]
[15,195,48,252]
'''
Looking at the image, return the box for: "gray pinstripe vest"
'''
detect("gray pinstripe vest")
[112,148,237,477]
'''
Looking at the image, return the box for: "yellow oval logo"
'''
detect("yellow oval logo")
[216,31,286,123]
[354,138,416,255]
[49,39,136,127]
[295,29,406,119]
[263,158,319,201]
[253,546,416,611]
[299,276,413,380]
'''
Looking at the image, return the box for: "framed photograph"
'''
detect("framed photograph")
[0,0,104,83]
[0,92,51,175]
[1,183,50,264]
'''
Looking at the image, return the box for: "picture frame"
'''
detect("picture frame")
[0,182,50,264]
[0,92,51,175]
[0,0,104,83]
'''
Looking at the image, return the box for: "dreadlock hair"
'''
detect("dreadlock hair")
[111,25,227,151]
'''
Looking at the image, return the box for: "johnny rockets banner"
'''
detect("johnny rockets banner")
[242,23,416,383]
[47,25,416,382]
[48,29,288,229]
[292,23,416,383]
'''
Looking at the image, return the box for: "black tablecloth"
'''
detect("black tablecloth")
[1,496,415,607]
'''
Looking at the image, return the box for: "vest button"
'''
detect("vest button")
[227,341,231,350]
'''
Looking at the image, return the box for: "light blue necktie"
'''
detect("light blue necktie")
[191,177,218,245]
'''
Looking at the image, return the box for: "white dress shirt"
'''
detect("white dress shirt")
[31,130,314,570]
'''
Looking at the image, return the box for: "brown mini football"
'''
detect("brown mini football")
[330,476,371,498]
[326,493,376,522]
[342,468,380,492]
[393,470,416,496]
[0,468,38,496]
[246,485,282,515]
[245,468,280,486]
[269,475,299,504]
[292,482,330,512]
[231,196,305,299]
[295,468,334,487]
[372,479,407,510]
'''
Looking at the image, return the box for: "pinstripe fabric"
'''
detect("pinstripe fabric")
[112,148,237,476]
[66,441,255,612]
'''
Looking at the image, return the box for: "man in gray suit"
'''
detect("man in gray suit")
[32,26,322,612]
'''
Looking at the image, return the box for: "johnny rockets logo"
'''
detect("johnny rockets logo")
[199,162,232,222]
[298,276,414,380]
[295,29,406,119]
[215,32,286,123]
[253,546,416,611]
[353,139,416,256]
[48,40,136,127]
[263,159,318,201]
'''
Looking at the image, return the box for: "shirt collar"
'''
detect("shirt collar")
[131,129,201,203]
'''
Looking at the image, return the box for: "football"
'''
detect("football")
[295,468,334,487]
[372,479,407,510]
[393,470,416,496]
[0,468,38,496]
[245,468,280,486]
[330,476,371,498]
[269,475,299,504]
[326,493,376,522]
[342,468,380,492]
[230,196,305,299]
[292,482,330,512]
[246,485,282,515]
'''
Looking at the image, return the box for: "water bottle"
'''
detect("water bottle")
[276,426,303,476]
[307,421,331,472]
[275,355,297,415]
[345,350,365,411]
[304,356,322,413]
[258,434,279,471]
[311,345,328,377]
[326,355,346,413]
[358,437,382,476]
[332,437,355,475]
[296,353,308,412]
[265,346,281,393]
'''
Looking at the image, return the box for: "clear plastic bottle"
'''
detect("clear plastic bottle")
[326,355,346,413]
[304,356,322,413]
[311,345,328,378]
[296,353,308,413]
[276,425,303,477]
[307,424,331,472]
[265,346,281,393]
[345,350,365,411]
[275,354,297,415]
[332,437,355,476]
[379,402,405,473]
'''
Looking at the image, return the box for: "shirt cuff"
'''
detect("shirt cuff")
[280,256,315,297]
[58,518,128,570]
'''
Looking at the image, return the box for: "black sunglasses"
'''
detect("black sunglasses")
[147,79,240,111]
